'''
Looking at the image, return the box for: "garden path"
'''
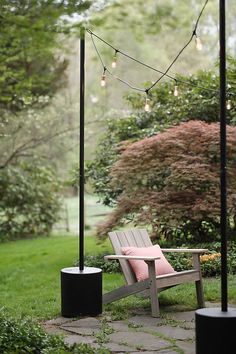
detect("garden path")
[43,305,205,353]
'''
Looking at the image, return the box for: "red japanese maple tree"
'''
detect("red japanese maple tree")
[97,121,236,243]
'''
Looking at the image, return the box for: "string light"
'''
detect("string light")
[195,35,203,51]
[87,0,210,95]
[144,97,151,112]
[100,68,106,87]
[144,91,151,112]
[174,84,179,97]
[112,50,118,68]
[226,100,232,110]
[87,0,235,102]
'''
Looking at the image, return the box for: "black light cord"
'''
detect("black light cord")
[88,0,235,100]
[89,28,222,95]
[90,32,146,92]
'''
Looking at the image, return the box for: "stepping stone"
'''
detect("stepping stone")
[158,351,180,354]
[128,315,164,327]
[61,317,100,328]
[64,334,96,346]
[131,350,178,354]
[110,321,131,331]
[167,311,195,322]
[60,317,100,328]
[42,324,67,335]
[60,326,100,335]
[175,340,195,354]
[109,331,170,351]
[105,342,135,352]
[151,325,194,340]
[44,317,72,326]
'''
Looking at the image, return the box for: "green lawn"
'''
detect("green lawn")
[0,235,111,319]
[55,195,112,234]
[0,234,235,320]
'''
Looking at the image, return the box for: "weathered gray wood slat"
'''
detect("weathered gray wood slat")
[105,255,160,261]
[162,248,208,253]
[108,231,136,284]
[105,229,207,316]
[103,278,150,304]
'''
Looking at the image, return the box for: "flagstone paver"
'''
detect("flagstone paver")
[128,315,165,327]
[60,325,101,335]
[108,331,171,351]
[166,310,195,322]
[105,342,136,352]
[175,340,195,354]
[61,317,100,328]
[63,334,96,346]
[44,316,72,326]
[130,351,179,354]
[148,325,195,340]
[110,321,133,331]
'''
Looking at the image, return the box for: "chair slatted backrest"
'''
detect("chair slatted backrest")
[108,229,153,285]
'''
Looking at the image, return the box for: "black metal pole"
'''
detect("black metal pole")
[79,28,85,271]
[195,3,236,352]
[219,0,227,312]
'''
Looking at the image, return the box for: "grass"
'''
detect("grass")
[0,234,111,319]
[0,234,235,320]
[55,195,112,234]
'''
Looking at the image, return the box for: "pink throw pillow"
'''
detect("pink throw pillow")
[121,245,175,281]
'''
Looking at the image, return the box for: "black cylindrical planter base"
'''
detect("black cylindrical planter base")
[196,308,236,354]
[61,267,102,317]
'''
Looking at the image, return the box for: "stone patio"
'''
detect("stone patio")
[44,301,236,353]
[43,306,199,353]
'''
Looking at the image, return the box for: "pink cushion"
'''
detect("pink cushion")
[121,245,175,281]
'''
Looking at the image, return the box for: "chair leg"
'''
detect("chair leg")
[147,261,160,317]
[195,280,205,308]
[192,254,205,308]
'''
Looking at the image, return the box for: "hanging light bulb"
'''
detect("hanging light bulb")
[112,51,118,69]
[195,36,203,51]
[111,56,117,68]
[100,74,106,87]
[174,85,179,97]
[100,69,106,87]
[144,97,151,112]
[226,100,232,110]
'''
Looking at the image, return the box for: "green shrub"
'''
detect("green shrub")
[75,254,121,273]
[165,241,236,277]
[0,309,107,353]
[0,163,61,241]
[80,242,236,278]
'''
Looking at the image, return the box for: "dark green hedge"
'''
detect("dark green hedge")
[81,241,236,278]
[0,309,108,354]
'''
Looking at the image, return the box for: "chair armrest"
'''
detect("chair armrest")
[104,255,160,261]
[161,248,208,254]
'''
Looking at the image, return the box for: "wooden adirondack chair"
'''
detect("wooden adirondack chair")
[103,229,207,317]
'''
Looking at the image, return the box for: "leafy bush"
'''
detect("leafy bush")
[75,254,121,273]
[80,242,236,278]
[0,163,61,241]
[0,309,106,354]
[165,241,236,277]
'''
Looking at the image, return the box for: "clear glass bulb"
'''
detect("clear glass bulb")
[174,85,179,97]
[195,36,203,51]
[112,55,117,68]
[100,74,106,87]
[226,100,232,110]
[144,98,151,112]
